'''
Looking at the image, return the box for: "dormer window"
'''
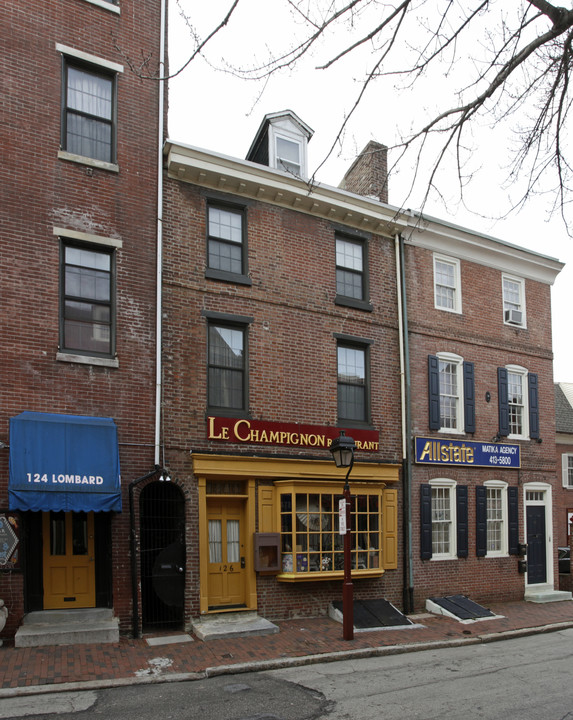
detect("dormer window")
[246,110,313,179]
[275,135,301,175]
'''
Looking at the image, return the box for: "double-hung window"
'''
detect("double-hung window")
[497,365,538,439]
[434,255,461,313]
[485,482,508,556]
[502,274,526,327]
[562,454,573,488]
[476,481,511,557]
[275,135,302,176]
[335,235,372,310]
[428,353,475,433]
[337,337,372,425]
[421,481,469,560]
[204,311,253,415]
[206,203,250,284]
[62,61,116,163]
[61,242,114,357]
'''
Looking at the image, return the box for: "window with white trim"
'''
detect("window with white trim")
[507,366,529,438]
[502,274,526,327]
[485,481,508,556]
[434,255,461,313]
[562,454,573,488]
[275,135,302,175]
[430,480,456,559]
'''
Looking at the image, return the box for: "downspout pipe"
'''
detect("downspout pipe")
[395,234,414,613]
[129,465,161,639]
[154,0,167,467]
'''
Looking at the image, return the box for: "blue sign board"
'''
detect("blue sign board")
[9,412,122,512]
[415,437,520,469]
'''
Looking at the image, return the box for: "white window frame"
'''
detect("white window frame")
[437,352,464,435]
[268,125,307,178]
[502,274,526,328]
[433,254,462,314]
[506,364,529,439]
[562,453,573,489]
[484,480,508,557]
[429,479,457,560]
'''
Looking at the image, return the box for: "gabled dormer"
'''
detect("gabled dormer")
[246,110,314,179]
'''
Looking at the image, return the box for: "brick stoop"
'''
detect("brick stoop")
[14,608,119,648]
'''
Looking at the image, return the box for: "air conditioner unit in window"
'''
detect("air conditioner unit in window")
[505,309,523,325]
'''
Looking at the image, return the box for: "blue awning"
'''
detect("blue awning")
[9,412,122,513]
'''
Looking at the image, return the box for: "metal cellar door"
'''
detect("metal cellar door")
[140,481,185,631]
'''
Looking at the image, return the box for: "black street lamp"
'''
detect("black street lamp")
[329,430,356,640]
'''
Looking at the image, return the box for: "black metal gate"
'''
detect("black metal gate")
[140,481,185,631]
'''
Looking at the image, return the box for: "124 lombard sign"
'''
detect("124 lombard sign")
[415,437,520,468]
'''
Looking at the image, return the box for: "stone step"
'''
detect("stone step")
[191,611,278,641]
[15,608,119,647]
[525,589,573,604]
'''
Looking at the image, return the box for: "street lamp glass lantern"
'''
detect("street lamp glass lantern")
[329,431,356,468]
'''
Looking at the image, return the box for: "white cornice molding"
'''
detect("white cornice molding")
[402,214,563,285]
[165,139,564,285]
[165,141,406,239]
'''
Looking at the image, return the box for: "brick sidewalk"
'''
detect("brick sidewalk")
[1,600,572,694]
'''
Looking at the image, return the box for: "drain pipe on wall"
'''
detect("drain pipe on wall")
[154,0,167,468]
[395,234,414,613]
[128,0,168,642]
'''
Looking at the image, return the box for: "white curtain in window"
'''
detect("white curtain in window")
[227,520,240,563]
[208,520,222,563]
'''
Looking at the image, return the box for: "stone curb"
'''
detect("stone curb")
[1,622,572,700]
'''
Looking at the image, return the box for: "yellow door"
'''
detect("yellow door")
[42,511,95,609]
[207,499,247,609]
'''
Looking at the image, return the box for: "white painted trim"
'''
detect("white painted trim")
[502,273,527,328]
[53,227,123,249]
[523,482,554,590]
[483,480,509,557]
[55,43,124,73]
[428,478,457,560]
[165,140,563,286]
[80,0,120,13]
[433,253,462,314]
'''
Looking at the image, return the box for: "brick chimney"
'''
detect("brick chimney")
[338,141,388,204]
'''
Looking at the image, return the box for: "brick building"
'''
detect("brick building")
[161,109,568,629]
[1,0,165,642]
[162,112,404,625]
[404,221,567,607]
[555,383,573,547]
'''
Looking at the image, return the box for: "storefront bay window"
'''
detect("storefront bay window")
[277,482,384,578]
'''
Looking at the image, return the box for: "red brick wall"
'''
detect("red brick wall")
[1,0,162,636]
[405,243,558,608]
[161,180,405,618]
[555,440,573,547]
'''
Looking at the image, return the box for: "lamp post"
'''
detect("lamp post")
[329,430,356,641]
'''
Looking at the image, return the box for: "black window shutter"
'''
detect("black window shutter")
[420,484,432,560]
[497,367,509,437]
[476,486,487,557]
[508,486,519,555]
[528,373,539,439]
[457,485,468,558]
[463,361,475,433]
[428,355,440,430]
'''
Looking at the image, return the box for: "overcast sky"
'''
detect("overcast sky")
[166,0,572,382]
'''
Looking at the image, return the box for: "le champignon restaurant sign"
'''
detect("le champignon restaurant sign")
[208,417,380,451]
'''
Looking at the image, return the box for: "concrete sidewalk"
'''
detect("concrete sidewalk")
[1,599,573,698]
